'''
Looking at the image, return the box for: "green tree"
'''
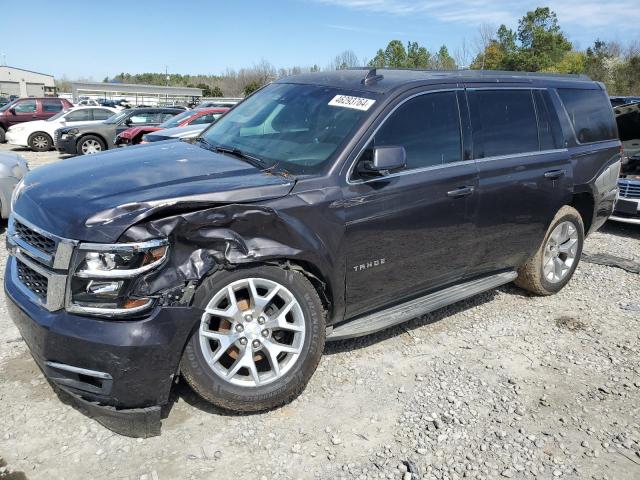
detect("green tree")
[209,85,224,97]
[384,40,407,67]
[434,46,456,70]
[196,83,212,96]
[369,49,386,67]
[244,81,262,96]
[584,40,614,83]
[471,7,572,72]
[515,7,572,71]
[406,41,430,68]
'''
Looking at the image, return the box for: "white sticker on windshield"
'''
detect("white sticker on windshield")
[328,95,376,111]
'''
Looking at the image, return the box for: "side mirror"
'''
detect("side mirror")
[8,108,15,115]
[359,146,406,176]
[124,118,132,126]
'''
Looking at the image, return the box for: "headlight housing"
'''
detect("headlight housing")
[61,128,79,138]
[11,178,24,210]
[67,239,169,316]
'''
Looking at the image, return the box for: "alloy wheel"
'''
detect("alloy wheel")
[81,139,102,154]
[543,221,579,283]
[198,278,306,387]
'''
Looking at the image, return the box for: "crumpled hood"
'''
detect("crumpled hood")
[14,140,295,242]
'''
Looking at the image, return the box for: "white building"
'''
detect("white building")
[0,66,56,98]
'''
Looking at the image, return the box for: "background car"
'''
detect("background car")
[141,123,210,143]
[0,151,28,218]
[0,97,73,143]
[76,99,101,107]
[55,107,182,155]
[0,97,9,107]
[5,106,118,151]
[115,107,227,146]
[197,100,240,108]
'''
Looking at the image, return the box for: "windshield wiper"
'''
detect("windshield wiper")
[210,143,267,169]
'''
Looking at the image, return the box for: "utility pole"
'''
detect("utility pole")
[165,66,169,105]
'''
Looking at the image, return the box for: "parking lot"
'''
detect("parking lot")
[0,143,637,480]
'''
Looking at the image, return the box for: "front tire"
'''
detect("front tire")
[180,265,326,412]
[28,132,52,152]
[0,127,5,143]
[515,205,584,296]
[77,135,105,155]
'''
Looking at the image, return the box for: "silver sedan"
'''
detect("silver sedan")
[0,152,28,218]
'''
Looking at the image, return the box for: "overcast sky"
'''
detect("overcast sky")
[5,0,638,79]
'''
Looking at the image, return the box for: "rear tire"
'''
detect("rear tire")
[515,206,584,296]
[180,265,326,412]
[77,135,105,155]
[28,132,52,152]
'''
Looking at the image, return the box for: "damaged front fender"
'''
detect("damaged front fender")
[121,203,335,308]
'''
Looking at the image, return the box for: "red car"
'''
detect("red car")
[114,107,228,146]
[0,97,73,143]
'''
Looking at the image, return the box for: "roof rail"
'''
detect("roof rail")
[348,67,590,81]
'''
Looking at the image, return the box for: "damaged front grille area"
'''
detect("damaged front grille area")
[7,213,76,312]
[16,259,48,301]
[13,219,57,255]
[618,179,640,199]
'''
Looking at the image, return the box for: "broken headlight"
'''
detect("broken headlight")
[67,239,168,316]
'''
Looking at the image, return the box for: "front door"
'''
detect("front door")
[342,90,479,318]
[8,99,38,127]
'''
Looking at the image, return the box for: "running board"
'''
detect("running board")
[328,271,517,341]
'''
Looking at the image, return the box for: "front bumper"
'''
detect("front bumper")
[610,197,640,224]
[5,129,27,147]
[4,256,200,409]
[55,135,78,154]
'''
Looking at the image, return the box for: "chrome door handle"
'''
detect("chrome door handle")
[446,186,475,198]
[544,169,565,179]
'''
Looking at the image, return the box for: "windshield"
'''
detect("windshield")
[159,110,194,129]
[200,83,376,174]
[104,110,130,124]
[47,109,72,122]
[0,99,17,112]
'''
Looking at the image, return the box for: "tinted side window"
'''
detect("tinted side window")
[92,109,113,120]
[65,109,92,122]
[43,100,63,113]
[14,100,37,114]
[469,90,539,158]
[534,90,563,150]
[557,88,617,143]
[374,91,462,169]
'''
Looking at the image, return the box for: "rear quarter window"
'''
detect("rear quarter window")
[557,88,617,143]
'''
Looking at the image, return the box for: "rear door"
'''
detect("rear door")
[40,99,64,120]
[343,89,479,318]
[464,86,572,277]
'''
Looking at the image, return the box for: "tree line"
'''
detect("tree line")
[55,7,639,97]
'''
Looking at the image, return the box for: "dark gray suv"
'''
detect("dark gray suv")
[6,69,620,432]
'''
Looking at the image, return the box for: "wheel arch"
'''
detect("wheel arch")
[76,132,108,152]
[27,130,53,143]
[570,192,594,235]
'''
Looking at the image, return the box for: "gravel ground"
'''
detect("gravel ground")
[0,144,639,480]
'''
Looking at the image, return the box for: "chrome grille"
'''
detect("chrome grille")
[14,219,57,255]
[618,179,640,199]
[16,259,48,301]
